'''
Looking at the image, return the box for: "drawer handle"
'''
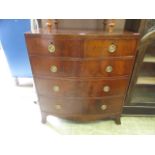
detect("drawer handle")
[50,65,57,73]
[105,65,113,73]
[53,85,60,92]
[103,85,110,92]
[108,44,117,53]
[55,104,62,110]
[101,104,107,110]
[48,43,55,53]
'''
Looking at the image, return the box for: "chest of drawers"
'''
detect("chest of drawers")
[25,29,139,124]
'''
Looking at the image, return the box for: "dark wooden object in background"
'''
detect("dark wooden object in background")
[124,19,155,115]
[125,19,141,32]
[124,19,147,37]
[25,28,139,124]
[125,29,155,114]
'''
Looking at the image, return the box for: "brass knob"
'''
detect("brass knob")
[108,44,117,53]
[55,104,62,110]
[48,43,55,53]
[101,104,107,110]
[105,65,113,73]
[103,86,110,92]
[50,65,57,73]
[53,85,60,92]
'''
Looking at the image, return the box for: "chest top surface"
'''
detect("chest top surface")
[25,29,139,39]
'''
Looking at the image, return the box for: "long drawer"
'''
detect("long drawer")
[39,96,124,115]
[34,77,129,97]
[30,56,134,77]
[25,35,137,57]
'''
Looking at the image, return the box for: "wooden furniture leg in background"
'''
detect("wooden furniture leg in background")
[115,116,121,125]
[41,112,47,124]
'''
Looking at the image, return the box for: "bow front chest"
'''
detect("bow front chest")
[25,30,139,124]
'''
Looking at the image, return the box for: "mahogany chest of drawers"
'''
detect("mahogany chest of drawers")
[25,29,139,124]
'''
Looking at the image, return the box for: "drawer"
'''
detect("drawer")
[84,39,137,57]
[25,36,83,57]
[39,97,87,115]
[34,77,129,97]
[88,96,124,114]
[30,56,134,77]
[39,96,123,115]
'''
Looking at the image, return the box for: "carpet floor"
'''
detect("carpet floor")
[1,83,154,135]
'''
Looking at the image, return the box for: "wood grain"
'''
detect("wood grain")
[84,39,137,57]
[34,77,129,97]
[25,33,138,58]
[29,56,135,77]
[39,96,124,115]
[25,29,139,123]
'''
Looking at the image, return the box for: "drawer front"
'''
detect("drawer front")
[25,36,83,57]
[39,96,123,115]
[88,96,124,114]
[84,39,137,57]
[30,56,134,77]
[39,97,87,115]
[35,78,129,97]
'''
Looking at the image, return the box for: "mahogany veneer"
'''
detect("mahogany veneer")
[25,29,139,124]
[30,56,135,77]
[34,77,129,97]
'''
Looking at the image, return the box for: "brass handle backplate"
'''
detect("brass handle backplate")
[108,44,117,53]
[50,65,57,73]
[105,65,113,73]
[103,86,110,92]
[101,104,107,110]
[48,43,55,53]
[55,104,62,110]
[53,85,60,92]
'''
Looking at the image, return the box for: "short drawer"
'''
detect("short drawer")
[30,56,134,77]
[39,97,87,115]
[84,39,137,57]
[34,77,129,97]
[88,96,124,114]
[25,36,83,57]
